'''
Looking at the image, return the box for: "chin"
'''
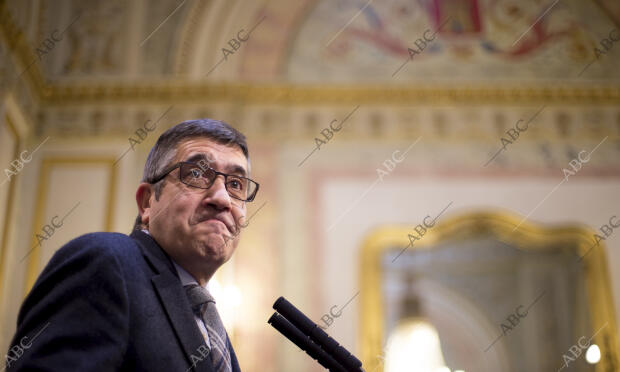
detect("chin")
[200,234,232,259]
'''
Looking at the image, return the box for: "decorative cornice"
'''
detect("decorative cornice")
[0,0,46,96]
[41,82,620,106]
[2,0,620,107]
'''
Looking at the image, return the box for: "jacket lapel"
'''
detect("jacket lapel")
[228,335,241,372]
[131,230,215,372]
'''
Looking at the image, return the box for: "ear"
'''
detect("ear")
[136,183,154,228]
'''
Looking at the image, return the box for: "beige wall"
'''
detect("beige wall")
[1,101,619,371]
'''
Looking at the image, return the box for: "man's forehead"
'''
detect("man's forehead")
[175,138,247,173]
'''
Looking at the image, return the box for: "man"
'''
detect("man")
[6,119,259,372]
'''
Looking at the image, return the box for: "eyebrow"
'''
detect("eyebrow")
[184,153,248,177]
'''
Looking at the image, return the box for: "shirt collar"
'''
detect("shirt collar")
[142,229,207,289]
[173,261,204,288]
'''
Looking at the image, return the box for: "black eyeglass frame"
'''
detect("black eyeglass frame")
[148,161,259,202]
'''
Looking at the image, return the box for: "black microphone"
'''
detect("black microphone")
[272,296,364,372]
[268,313,347,372]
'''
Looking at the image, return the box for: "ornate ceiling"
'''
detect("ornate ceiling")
[0,0,619,144]
[2,0,620,101]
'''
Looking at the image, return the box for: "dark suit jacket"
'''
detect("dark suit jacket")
[6,230,241,372]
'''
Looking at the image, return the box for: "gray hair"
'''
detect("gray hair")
[133,118,249,231]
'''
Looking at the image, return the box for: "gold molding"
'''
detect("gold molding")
[360,211,619,372]
[39,83,620,106]
[24,157,117,294]
[0,0,46,94]
[0,114,20,304]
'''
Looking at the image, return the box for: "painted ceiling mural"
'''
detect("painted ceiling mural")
[3,0,619,86]
[286,0,620,82]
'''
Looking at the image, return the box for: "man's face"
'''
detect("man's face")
[144,138,248,279]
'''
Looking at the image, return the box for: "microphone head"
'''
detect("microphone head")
[272,296,287,310]
[267,312,279,325]
[271,297,363,369]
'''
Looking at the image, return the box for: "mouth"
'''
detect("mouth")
[198,218,230,232]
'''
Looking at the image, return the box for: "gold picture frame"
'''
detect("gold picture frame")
[360,211,619,371]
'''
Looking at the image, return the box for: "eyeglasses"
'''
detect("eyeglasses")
[149,161,259,202]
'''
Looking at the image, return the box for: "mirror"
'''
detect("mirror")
[360,211,618,372]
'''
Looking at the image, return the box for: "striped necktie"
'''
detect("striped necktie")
[184,284,232,372]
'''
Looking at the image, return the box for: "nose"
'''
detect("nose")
[203,174,232,211]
